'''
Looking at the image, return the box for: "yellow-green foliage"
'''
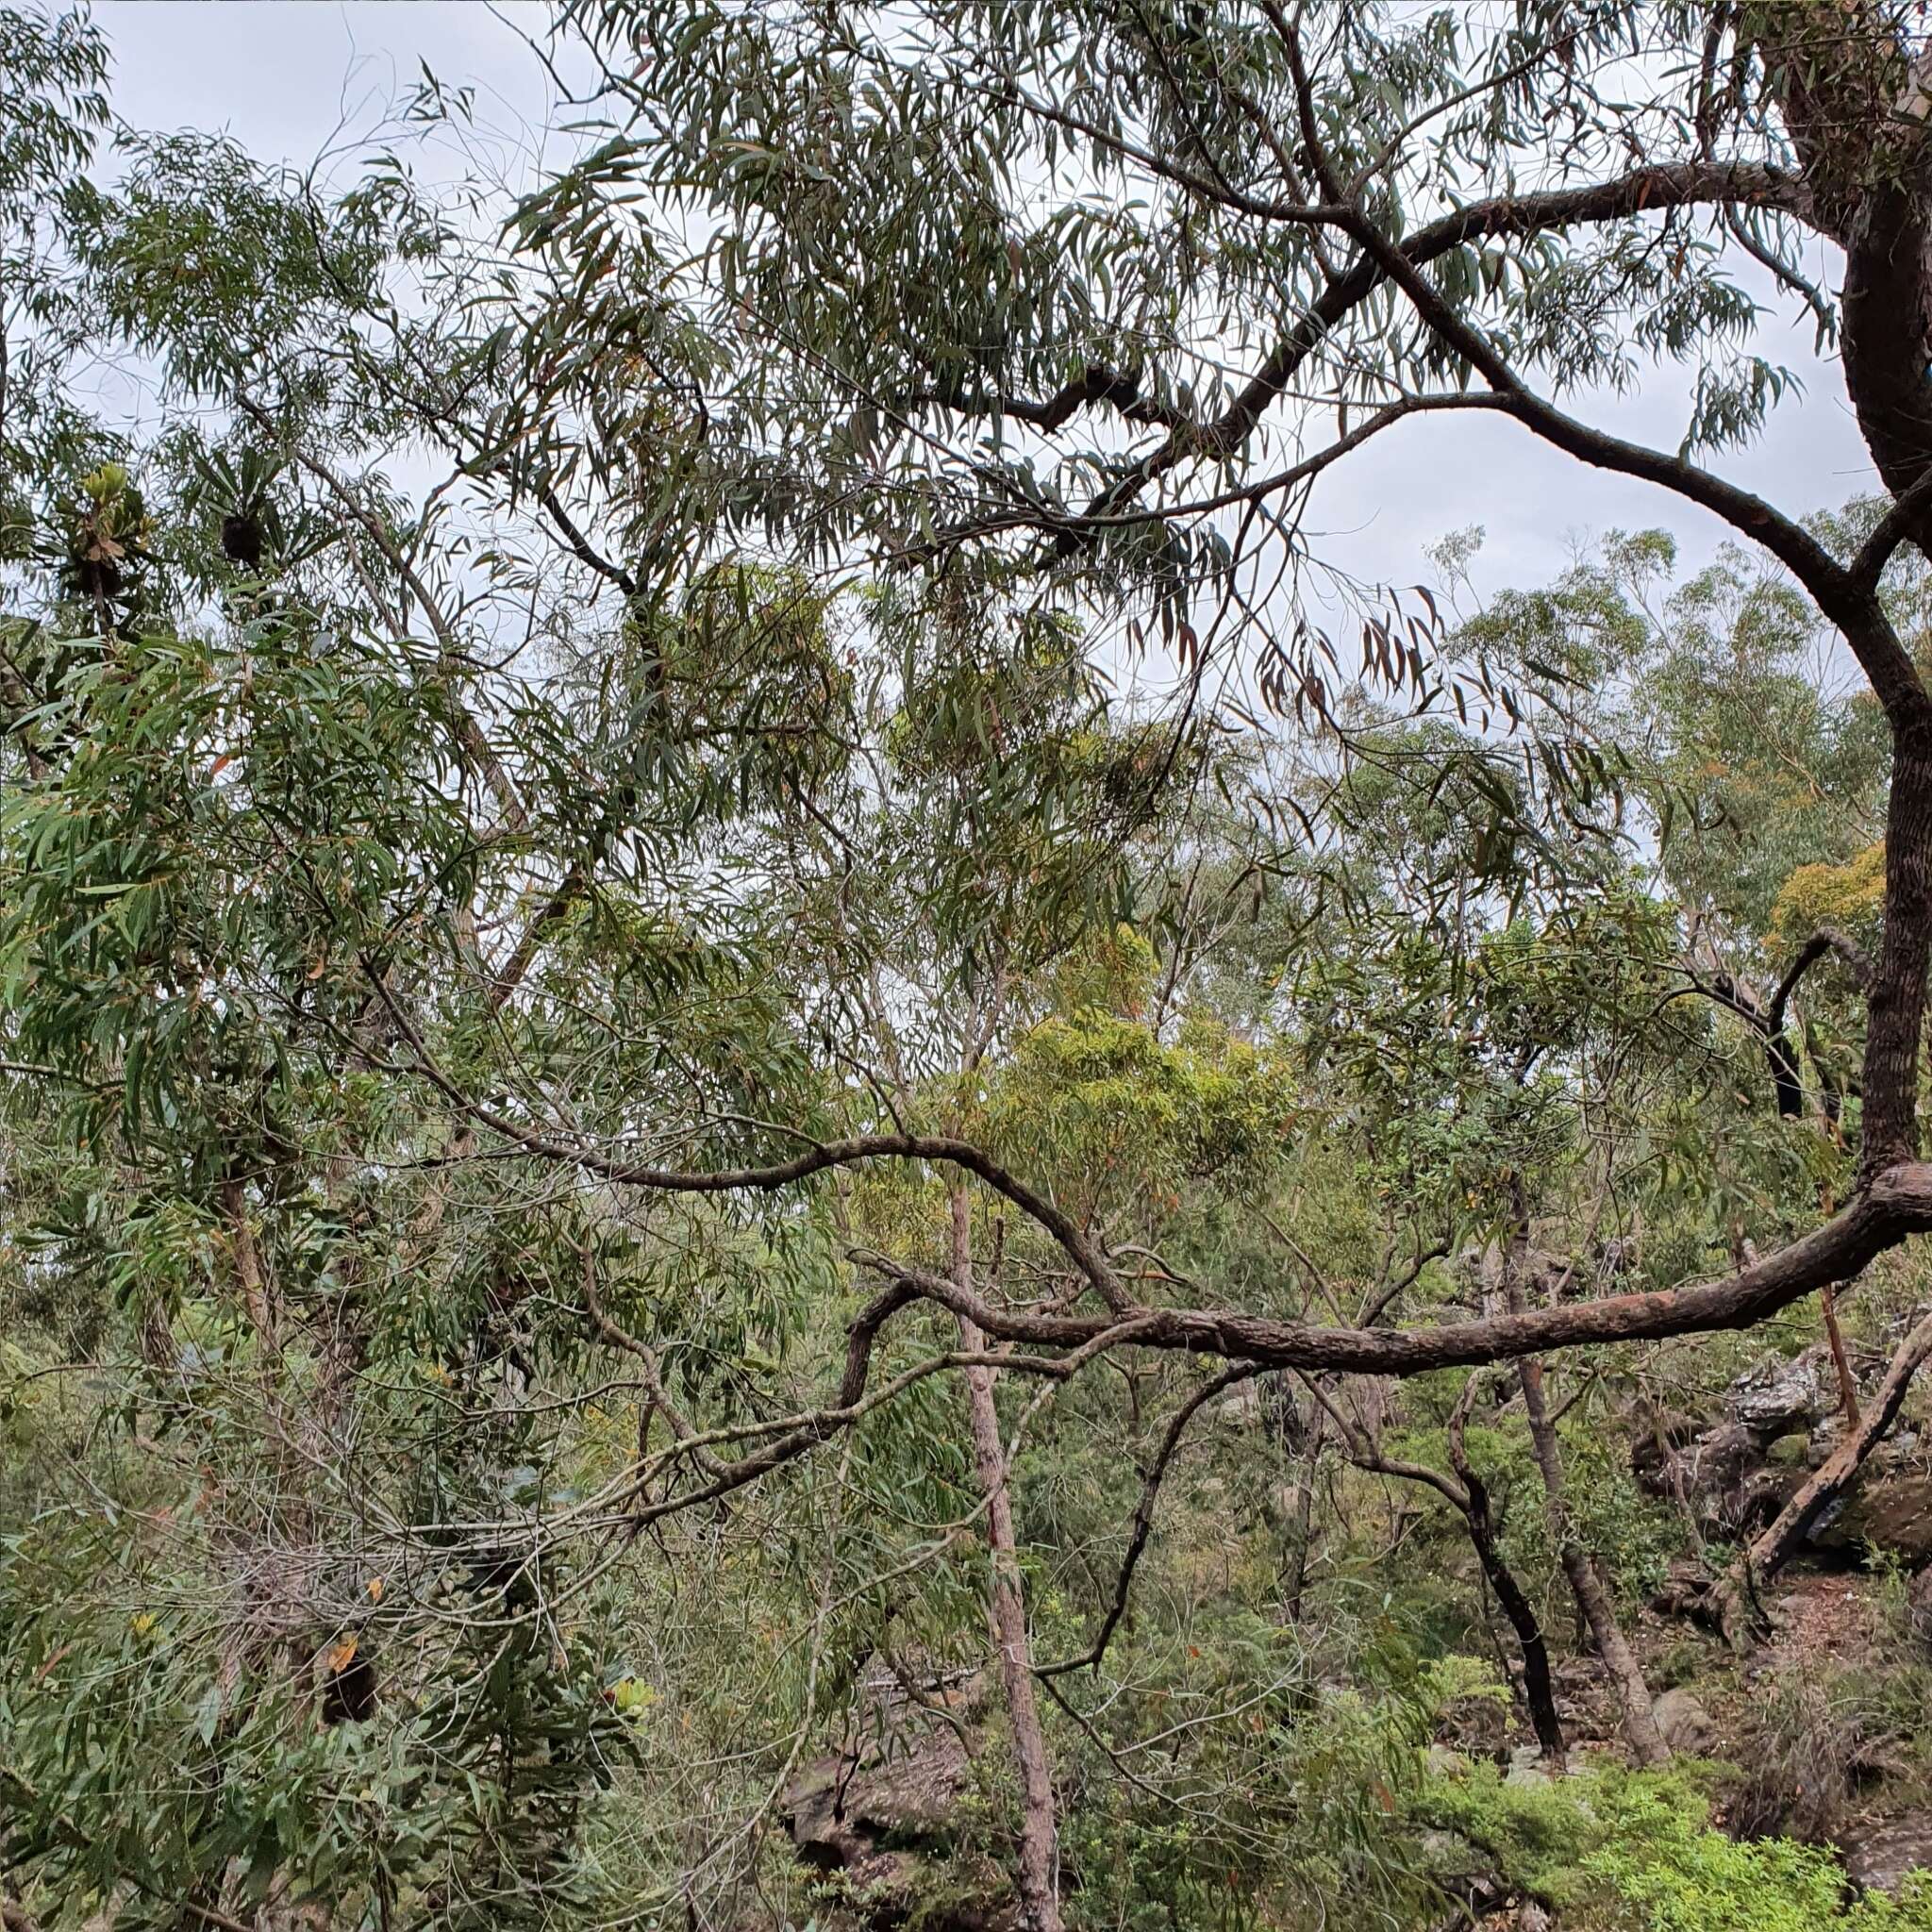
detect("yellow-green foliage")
[982,1002,1297,1217]
[1772,841,1886,944]
[1042,922,1158,1018]
[1415,1757,1932,1930]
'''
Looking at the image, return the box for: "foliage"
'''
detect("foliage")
[5,3,1932,1928]
[1419,1758,1932,1930]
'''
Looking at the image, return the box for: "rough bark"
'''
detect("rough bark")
[951,1191,1061,1932]
[1861,730,1932,1174]
[219,1175,274,1350]
[1740,9,1932,547]
[1822,1284,1863,1427]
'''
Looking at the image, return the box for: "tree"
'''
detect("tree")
[543,0,1932,1178]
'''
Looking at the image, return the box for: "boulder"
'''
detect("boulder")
[784,1727,973,1871]
[1213,1378,1263,1428]
[1652,1688,1718,1757]
[1726,1349,1824,1444]
[1807,1414,1916,1475]
[1847,1812,1932,1897]
[1416,1828,1512,1920]
[1629,1410,1714,1482]
[780,1677,1017,1931]
[1807,1474,1932,1565]
[1638,1423,1784,1541]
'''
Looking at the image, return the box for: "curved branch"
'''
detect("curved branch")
[1678,931,1874,1121]
[1077,161,1815,531]
[902,364,1190,436]
[1850,457,1932,590]
[373,966,1932,1381]
[1768,926,1877,1034]
[364,962,1135,1316]
[1343,234,1924,724]
[851,1167,1932,1374]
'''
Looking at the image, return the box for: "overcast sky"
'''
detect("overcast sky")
[91,1,1886,610]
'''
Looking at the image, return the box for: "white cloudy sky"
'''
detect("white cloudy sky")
[91,1,1884,607]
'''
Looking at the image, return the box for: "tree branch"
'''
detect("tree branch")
[1037,1362,1267,1677]
[1075,161,1816,530]
[852,1166,1932,1375]
[1768,926,1876,1035]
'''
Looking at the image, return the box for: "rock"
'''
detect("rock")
[1730,1468,1790,1539]
[1682,1423,1757,1495]
[1726,1349,1824,1443]
[1213,1379,1262,1428]
[1417,1829,1511,1918]
[1807,1474,1932,1564]
[1641,1423,1784,1541]
[1847,1812,1932,1897]
[1807,1413,1912,1476]
[1506,1742,1555,1787]
[1261,1479,1304,1528]
[1630,1410,1711,1482]
[1596,1235,1640,1277]
[785,1731,972,1866]
[1652,1688,1718,1757]
[781,1682,1019,1930]
[1648,1557,1720,1623]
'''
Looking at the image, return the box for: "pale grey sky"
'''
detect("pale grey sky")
[91,1,1884,607]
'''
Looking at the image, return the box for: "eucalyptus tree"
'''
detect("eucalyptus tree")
[451,3,1932,1492]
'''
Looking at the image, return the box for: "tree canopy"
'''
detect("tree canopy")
[8,6,1932,1931]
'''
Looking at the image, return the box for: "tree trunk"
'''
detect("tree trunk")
[1280,1392,1324,1624]
[1486,1219,1667,1766]
[951,1191,1061,1932]
[1723,1303,1932,1645]
[1821,1284,1862,1425]
[1447,1402,1565,1767]
[1861,730,1932,1174]
[1515,1352,1669,1766]
[219,1175,274,1350]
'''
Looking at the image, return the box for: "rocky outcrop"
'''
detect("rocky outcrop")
[785,1730,974,1874]
[1726,1347,1828,1444]
[1846,1812,1932,1898]
[780,1675,1017,1932]
[1635,1343,1932,1567]
[1804,1474,1932,1564]
[1634,1417,1784,1543]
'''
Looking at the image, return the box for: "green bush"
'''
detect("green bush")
[1414,1757,1932,1930]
